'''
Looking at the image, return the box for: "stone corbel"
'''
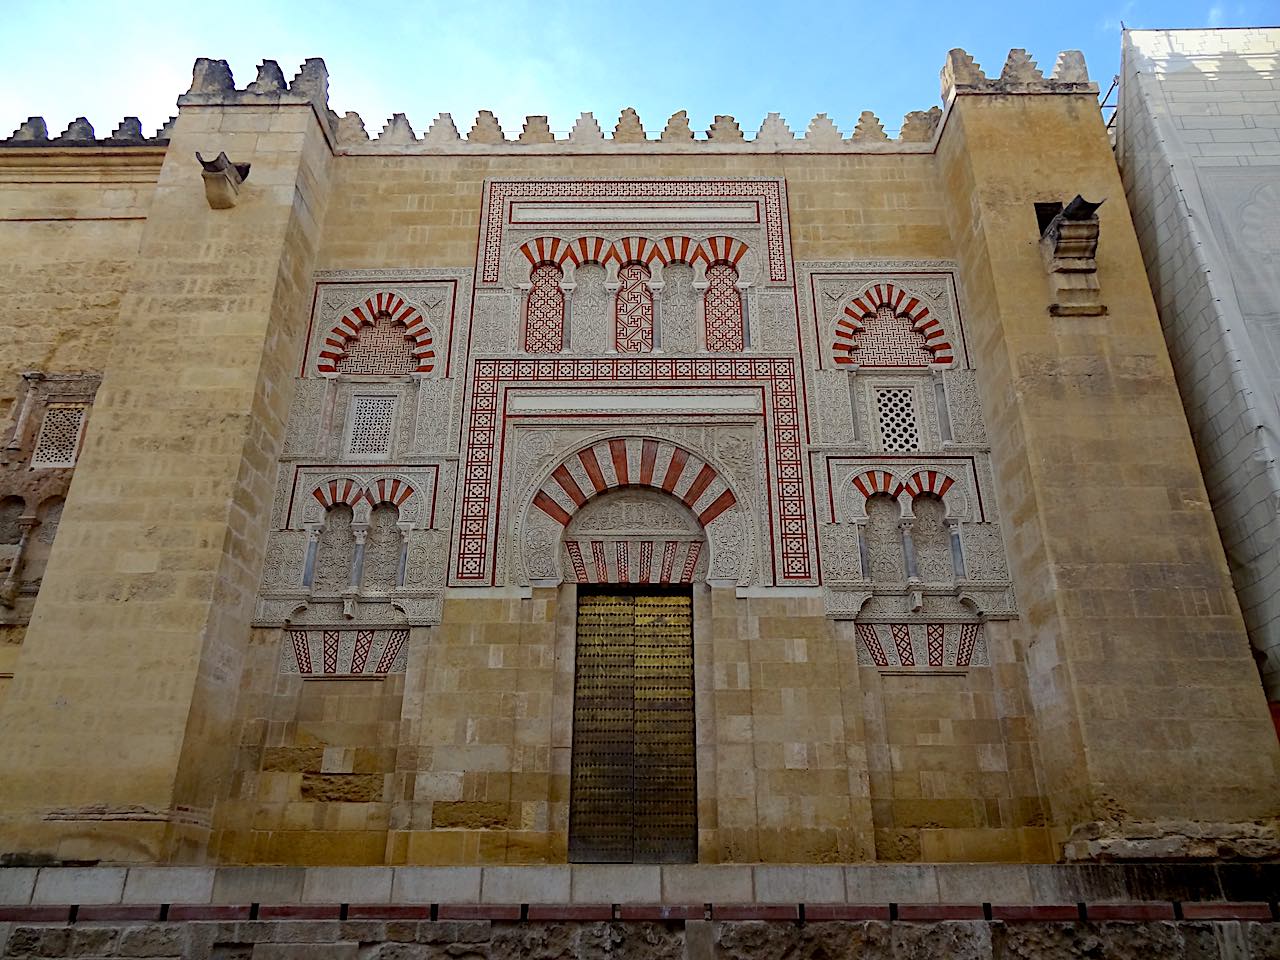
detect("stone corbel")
[1041,195,1106,317]
[196,151,251,209]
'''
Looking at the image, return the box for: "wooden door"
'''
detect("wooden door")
[569,590,696,863]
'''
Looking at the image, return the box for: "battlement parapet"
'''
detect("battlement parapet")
[0,47,1099,153]
[2,114,172,147]
[941,47,1097,101]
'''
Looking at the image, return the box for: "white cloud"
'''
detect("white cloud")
[1207,3,1225,25]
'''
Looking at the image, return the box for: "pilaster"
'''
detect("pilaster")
[0,59,334,861]
[934,50,1280,857]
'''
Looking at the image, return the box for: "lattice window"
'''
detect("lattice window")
[614,263,654,353]
[704,264,744,352]
[849,304,932,368]
[524,263,565,353]
[335,315,416,376]
[876,388,920,452]
[345,395,397,458]
[30,403,87,468]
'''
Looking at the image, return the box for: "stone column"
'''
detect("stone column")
[0,58,334,861]
[934,49,1280,857]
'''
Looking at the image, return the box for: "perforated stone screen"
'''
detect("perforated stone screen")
[346,395,397,458]
[30,403,87,468]
[875,388,920,452]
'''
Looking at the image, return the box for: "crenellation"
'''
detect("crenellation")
[940,47,987,99]
[941,46,1098,101]
[613,108,646,143]
[335,111,369,144]
[378,113,417,145]
[246,60,288,95]
[519,116,554,144]
[899,107,942,142]
[851,111,888,142]
[804,113,843,145]
[0,49,1104,154]
[568,112,604,143]
[708,115,744,141]
[8,117,47,141]
[186,56,235,95]
[1000,48,1044,83]
[423,113,461,144]
[288,57,329,106]
[468,110,505,145]
[53,117,94,142]
[108,117,145,142]
[755,112,796,145]
[1051,50,1089,82]
[661,110,694,141]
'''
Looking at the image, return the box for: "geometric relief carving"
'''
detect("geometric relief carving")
[704,263,744,352]
[614,263,654,353]
[480,180,790,287]
[362,503,402,592]
[524,263,565,353]
[318,292,434,376]
[283,379,327,457]
[814,370,856,446]
[561,488,705,585]
[943,369,988,445]
[801,265,967,373]
[960,523,1012,581]
[334,312,418,376]
[571,265,610,353]
[864,494,906,582]
[455,357,812,586]
[280,627,409,676]
[910,494,952,582]
[313,504,355,593]
[660,264,698,353]
[830,282,955,368]
[853,622,988,668]
[304,274,464,381]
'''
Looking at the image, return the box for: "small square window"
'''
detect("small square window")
[345,395,397,459]
[875,387,921,452]
[30,403,88,468]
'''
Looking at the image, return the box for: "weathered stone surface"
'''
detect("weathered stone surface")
[1001,920,1215,959]
[719,920,893,959]
[300,773,383,803]
[115,924,186,957]
[490,922,682,960]
[431,802,511,830]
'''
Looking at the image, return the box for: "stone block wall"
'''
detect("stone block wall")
[0,45,1274,867]
[213,628,407,864]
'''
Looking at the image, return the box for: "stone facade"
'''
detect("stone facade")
[0,44,1275,870]
[1115,28,1280,711]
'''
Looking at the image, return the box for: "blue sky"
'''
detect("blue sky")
[1,0,1272,139]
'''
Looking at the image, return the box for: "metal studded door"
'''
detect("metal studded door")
[569,590,696,863]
